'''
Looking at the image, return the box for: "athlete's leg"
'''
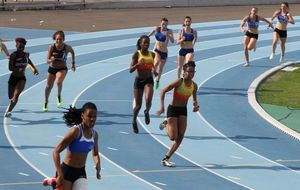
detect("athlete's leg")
[45,73,56,104]
[243,36,250,64]
[177,55,185,78]
[144,83,153,124]
[55,70,67,101]
[6,80,25,113]
[165,115,187,158]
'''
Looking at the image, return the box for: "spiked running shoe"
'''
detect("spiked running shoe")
[161,159,175,167]
[159,119,167,130]
[43,102,48,112]
[57,97,62,108]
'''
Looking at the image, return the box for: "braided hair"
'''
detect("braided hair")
[63,102,98,127]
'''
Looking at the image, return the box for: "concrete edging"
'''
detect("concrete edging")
[248,60,300,141]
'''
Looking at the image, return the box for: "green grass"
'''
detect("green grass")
[257,63,300,108]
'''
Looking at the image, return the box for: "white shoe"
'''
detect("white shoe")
[161,159,176,167]
[4,112,12,118]
[243,62,249,67]
[280,55,284,62]
[269,53,274,60]
[159,119,167,130]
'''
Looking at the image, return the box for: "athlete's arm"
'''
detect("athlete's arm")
[93,131,101,180]
[192,82,199,112]
[129,51,139,73]
[156,79,181,116]
[240,16,248,33]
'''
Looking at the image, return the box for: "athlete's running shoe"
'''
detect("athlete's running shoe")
[155,81,160,90]
[144,110,150,125]
[161,159,175,167]
[269,53,274,60]
[159,119,167,130]
[4,112,12,118]
[57,97,62,108]
[280,55,284,63]
[243,62,249,67]
[132,123,139,134]
[43,102,48,112]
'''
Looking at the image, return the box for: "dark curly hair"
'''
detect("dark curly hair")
[63,102,97,126]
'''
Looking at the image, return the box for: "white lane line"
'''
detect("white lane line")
[228,176,240,180]
[38,152,49,156]
[119,131,129,135]
[154,182,167,186]
[56,135,64,138]
[9,125,19,128]
[107,147,118,151]
[18,172,30,177]
[231,155,242,160]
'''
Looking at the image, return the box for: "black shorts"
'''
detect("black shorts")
[167,105,187,118]
[8,75,26,87]
[134,77,154,89]
[245,31,258,39]
[58,162,87,183]
[274,28,287,38]
[48,66,68,75]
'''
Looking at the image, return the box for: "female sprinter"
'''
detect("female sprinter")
[44,30,75,112]
[269,2,295,62]
[148,17,174,89]
[5,37,39,117]
[53,102,101,190]
[129,35,156,133]
[156,61,199,167]
[240,7,273,66]
[177,16,197,78]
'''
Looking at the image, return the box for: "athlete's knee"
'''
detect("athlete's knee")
[56,80,63,87]
[134,104,142,112]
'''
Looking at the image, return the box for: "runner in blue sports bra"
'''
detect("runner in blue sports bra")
[53,102,101,190]
[269,2,295,62]
[148,17,174,89]
[240,7,273,66]
[177,16,197,78]
[44,30,76,112]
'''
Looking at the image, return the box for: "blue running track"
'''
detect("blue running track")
[1,17,300,190]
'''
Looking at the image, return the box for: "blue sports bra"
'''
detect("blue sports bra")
[155,27,167,42]
[277,11,289,24]
[247,15,259,29]
[67,124,95,153]
[182,28,194,41]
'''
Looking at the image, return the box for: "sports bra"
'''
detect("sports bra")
[247,15,259,29]
[277,11,289,24]
[67,124,95,153]
[182,28,194,42]
[173,79,194,101]
[13,51,29,69]
[52,44,67,62]
[155,27,168,42]
[136,50,154,71]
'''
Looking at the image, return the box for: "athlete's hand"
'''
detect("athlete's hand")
[71,63,76,72]
[193,105,199,112]
[56,175,63,189]
[156,107,164,116]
